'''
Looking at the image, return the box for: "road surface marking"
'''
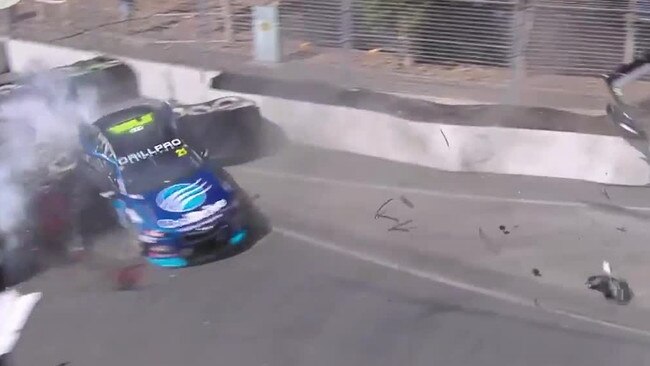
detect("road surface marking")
[274,226,650,339]
[237,167,650,212]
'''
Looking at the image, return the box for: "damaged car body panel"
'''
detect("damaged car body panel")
[1,56,263,278]
[79,99,249,268]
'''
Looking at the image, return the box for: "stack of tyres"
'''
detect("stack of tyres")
[53,56,140,108]
[0,56,140,111]
[174,96,263,164]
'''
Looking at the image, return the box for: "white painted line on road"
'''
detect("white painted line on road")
[390,93,605,117]
[274,226,650,339]
[237,167,650,212]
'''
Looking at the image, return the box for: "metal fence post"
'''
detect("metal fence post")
[341,0,353,86]
[624,0,637,62]
[341,0,352,49]
[222,0,233,43]
[509,0,531,104]
[253,5,282,63]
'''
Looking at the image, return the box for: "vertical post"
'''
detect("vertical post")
[253,5,282,63]
[624,0,637,63]
[340,0,353,86]
[222,0,233,43]
[509,0,531,104]
[341,0,352,49]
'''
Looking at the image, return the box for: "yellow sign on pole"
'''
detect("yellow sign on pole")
[260,21,272,32]
[0,0,20,10]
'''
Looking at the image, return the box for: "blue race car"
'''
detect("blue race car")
[78,98,249,268]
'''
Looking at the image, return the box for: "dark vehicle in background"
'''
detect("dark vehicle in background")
[604,51,650,139]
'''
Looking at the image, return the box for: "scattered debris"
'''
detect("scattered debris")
[375,199,395,220]
[532,268,542,277]
[498,225,512,235]
[440,129,450,148]
[388,219,415,232]
[113,264,145,291]
[616,226,627,233]
[400,195,415,209]
[585,261,633,305]
[375,198,416,232]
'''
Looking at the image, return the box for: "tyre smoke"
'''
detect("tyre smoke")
[0,69,99,234]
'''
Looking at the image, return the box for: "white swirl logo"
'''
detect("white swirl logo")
[156,179,212,213]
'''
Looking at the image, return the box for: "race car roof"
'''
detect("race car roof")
[93,98,176,155]
[94,97,168,128]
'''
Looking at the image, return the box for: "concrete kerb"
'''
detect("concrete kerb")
[4,38,649,185]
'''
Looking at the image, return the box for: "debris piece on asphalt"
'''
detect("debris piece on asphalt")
[400,195,414,209]
[532,268,542,277]
[585,261,633,305]
[440,129,450,148]
[616,226,627,233]
[113,264,145,291]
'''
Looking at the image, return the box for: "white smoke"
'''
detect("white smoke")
[0,69,100,234]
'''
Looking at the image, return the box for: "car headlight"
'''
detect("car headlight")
[139,230,167,243]
[144,230,166,237]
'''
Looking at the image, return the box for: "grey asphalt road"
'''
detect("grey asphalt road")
[11,143,650,366]
[11,230,650,366]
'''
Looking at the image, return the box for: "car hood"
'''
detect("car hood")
[143,169,233,231]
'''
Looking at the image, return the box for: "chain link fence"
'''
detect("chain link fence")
[5,0,650,86]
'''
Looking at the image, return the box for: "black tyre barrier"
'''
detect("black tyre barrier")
[174,96,264,165]
[51,56,140,107]
[0,57,140,110]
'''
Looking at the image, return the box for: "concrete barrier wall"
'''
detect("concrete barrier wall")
[4,39,649,185]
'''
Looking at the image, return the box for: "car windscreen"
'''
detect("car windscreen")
[104,110,175,157]
[120,148,203,194]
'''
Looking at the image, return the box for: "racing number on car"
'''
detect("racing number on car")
[175,147,188,157]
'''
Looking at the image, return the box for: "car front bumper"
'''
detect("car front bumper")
[145,226,248,268]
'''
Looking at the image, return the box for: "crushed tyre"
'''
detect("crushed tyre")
[174,96,263,165]
[50,56,140,107]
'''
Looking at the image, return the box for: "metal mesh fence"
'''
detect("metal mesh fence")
[10,0,650,84]
[277,0,517,66]
[525,0,629,75]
